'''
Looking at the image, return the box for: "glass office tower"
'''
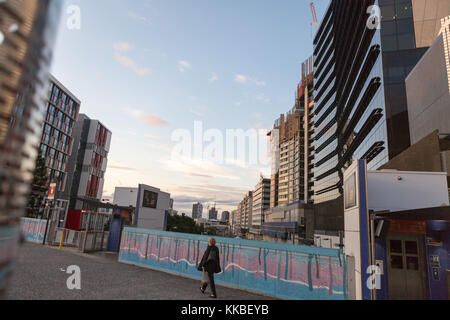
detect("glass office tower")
[313,0,449,209]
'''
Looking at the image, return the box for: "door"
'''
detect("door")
[107,215,122,252]
[387,233,427,300]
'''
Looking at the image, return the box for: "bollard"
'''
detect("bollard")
[59,232,64,249]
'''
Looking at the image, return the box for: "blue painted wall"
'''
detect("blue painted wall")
[374,239,389,300]
[20,218,47,243]
[118,227,347,300]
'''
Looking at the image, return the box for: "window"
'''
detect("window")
[388,66,405,82]
[396,19,414,34]
[381,5,395,21]
[344,173,357,209]
[391,255,403,269]
[390,240,402,254]
[396,1,413,19]
[40,144,47,156]
[142,190,158,209]
[381,21,396,35]
[382,35,397,51]
[405,241,418,254]
[398,33,415,50]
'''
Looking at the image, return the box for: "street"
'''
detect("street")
[6,243,272,300]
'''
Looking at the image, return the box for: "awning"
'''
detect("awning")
[373,206,450,221]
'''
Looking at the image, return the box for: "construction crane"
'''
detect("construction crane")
[310,2,319,33]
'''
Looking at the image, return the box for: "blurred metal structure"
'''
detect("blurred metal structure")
[0,0,61,298]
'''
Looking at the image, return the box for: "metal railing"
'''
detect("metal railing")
[20,218,109,253]
[47,227,109,253]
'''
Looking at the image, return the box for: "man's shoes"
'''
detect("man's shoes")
[200,287,205,294]
[209,294,217,299]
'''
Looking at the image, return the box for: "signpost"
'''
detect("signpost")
[48,183,56,200]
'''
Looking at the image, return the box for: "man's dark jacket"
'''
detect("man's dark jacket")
[198,245,221,274]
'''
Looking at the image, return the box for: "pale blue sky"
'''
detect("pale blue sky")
[50,0,329,215]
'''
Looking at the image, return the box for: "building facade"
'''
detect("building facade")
[221,210,230,223]
[39,75,81,199]
[268,57,315,208]
[262,58,315,242]
[251,177,271,228]
[312,0,450,217]
[239,191,253,231]
[113,187,139,207]
[63,114,111,210]
[192,202,203,219]
[208,206,218,220]
[406,17,450,145]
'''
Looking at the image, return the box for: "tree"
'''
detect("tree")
[26,149,49,218]
[205,227,217,236]
[166,213,204,235]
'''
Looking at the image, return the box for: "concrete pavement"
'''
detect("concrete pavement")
[6,243,273,300]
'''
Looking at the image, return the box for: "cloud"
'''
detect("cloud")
[234,74,266,87]
[113,42,132,51]
[114,52,152,76]
[209,73,218,83]
[164,156,241,181]
[107,159,140,173]
[119,130,164,140]
[170,184,248,207]
[234,74,247,84]
[189,172,214,178]
[178,60,191,72]
[108,165,139,172]
[126,108,169,126]
[255,94,271,103]
[128,11,152,25]
[113,43,152,76]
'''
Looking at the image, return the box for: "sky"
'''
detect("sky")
[50,0,330,217]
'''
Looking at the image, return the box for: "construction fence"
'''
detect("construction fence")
[119,227,347,300]
[20,218,109,253]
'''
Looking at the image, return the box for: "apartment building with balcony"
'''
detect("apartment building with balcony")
[251,177,270,231]
[262,58,315,242]
[62,114,111,210]
[39,75,80,199]
[236,191,253,232]
[267,57,315,208]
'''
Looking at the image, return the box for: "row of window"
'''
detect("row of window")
[95,123,110,149]
[49,84,78,118]
[42,124,71,154]
[47,104,75,136]
[86,174,101,199]
[41,144,68,173]
[91,151,104,170]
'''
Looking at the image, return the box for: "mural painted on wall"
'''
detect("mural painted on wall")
[20,218,47,243]
[119,228,347,300]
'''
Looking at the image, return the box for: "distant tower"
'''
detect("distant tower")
[192,202,203,219]
[208,205,218,220]
[221,211,230,223]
